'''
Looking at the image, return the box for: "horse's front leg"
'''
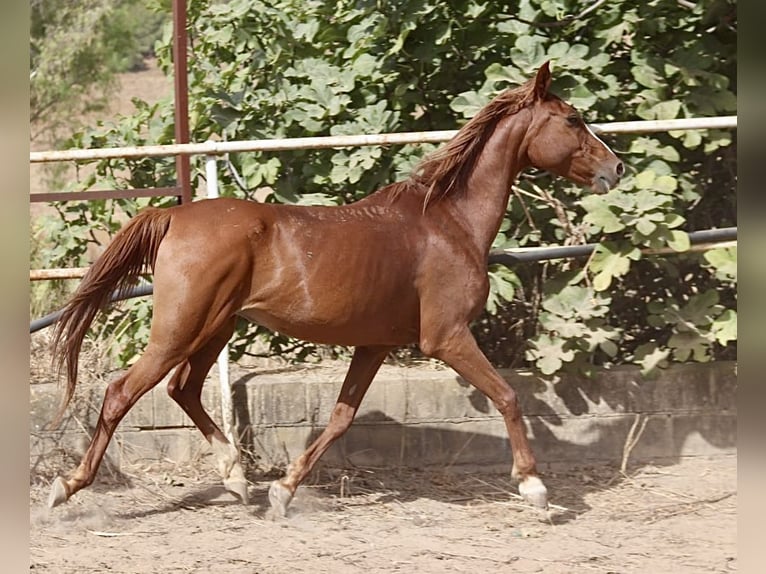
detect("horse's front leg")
[420,325,548,509]
[268,345,391,517]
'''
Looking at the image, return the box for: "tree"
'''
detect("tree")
[30,0,167,141]
[49,0,737,373]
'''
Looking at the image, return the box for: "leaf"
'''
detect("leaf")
[486,265,521,314]
[669,125,701,146]
[654,175,678,194]
[629,138,680,162]
[631,65,663,89]
[547,41,570,59]
[433,20,452,45]
[450,91,487,118]
[668,331,712,363]
[589,243,638,292]
[663,213,685,229]
[666,230,690,252]
[599,339,619,358]
[582,324,620,354]
[635,217,656,236]
[634,170,655,189]
[596,21,631,46]
[711,309,737,345]
[294,193,342,207]
[581,195,625,234]
[539,313,589,338]
[465,2,487,18]
[568,85,597,109]
[511,35,546,70]
[526,334,575,375]
[652,100,682,120]
[633,188,670,213]
[388,21,416,55]
[352,53,378,77]
[681,289,721,327]
[703,246,737,281]
[592,267,622,292]
[542,285,609,320]
[484,63,526,85]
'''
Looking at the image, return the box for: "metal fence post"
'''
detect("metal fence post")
[205,153,235,445]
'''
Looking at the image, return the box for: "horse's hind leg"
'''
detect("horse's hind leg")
[268,345,391,517]
[48,345,182,508]
[165,317,249,503]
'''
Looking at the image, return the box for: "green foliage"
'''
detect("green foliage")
[526,285,619,375]
[30,0,168,141]
[43,0,736,373]
[646,289,736,364]
[30,218,77,318]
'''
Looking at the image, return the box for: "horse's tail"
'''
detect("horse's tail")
[50,207,172,427]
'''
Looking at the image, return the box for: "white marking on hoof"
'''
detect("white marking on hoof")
[222,460,249,504]
[211,439,239,477]
[48,477,69,508]
[224,477,249,504]
[268,481,294,518]
[519,476,548,510]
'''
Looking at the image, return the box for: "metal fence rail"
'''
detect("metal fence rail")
[30,116,737,164]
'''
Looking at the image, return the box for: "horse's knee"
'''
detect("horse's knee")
[493,388,520,419]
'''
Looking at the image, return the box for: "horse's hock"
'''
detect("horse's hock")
[30,361,736,476]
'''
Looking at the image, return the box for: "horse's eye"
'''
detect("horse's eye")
[566,114,580,126]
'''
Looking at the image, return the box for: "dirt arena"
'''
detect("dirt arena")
[30,454,736,573]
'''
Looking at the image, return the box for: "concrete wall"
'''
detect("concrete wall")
[30,361,736,475]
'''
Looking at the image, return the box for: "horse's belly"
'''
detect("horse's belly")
[237,306,419,347]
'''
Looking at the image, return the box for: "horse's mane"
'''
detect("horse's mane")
[387,77,537,208]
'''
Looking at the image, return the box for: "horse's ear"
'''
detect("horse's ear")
[534,61,552,99]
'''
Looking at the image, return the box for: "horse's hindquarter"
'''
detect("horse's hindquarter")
[149,199,265,334]
[238,201,423,346]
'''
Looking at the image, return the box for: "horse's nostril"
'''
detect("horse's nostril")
[615,161,625,177]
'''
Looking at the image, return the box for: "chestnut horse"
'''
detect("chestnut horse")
[49,62,623,513]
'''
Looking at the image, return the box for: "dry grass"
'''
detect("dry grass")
[30,328,118,386]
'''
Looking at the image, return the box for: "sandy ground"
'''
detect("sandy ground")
[30,455,736,573]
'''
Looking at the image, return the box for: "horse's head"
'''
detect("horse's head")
[523,62,624,193]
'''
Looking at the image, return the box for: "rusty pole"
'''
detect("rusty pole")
[172,0,192,204]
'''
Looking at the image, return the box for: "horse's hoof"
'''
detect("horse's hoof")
[519,476,548,510]
[48,477,69,508]
[268,481,294,517]
[223,477,249,505]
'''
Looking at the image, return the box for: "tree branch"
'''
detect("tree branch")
[510,0,609,28]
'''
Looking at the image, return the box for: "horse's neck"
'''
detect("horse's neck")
[445,113,530,255]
